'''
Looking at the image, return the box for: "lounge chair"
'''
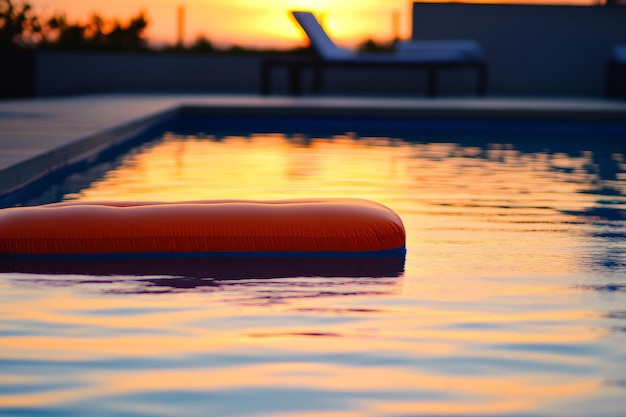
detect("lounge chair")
[260,11,487,97]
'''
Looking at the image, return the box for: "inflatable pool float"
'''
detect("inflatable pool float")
[0,199,405,260]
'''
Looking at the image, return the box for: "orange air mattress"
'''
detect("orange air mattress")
[0,199,405,259]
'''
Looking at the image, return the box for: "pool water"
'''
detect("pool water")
[2,121,626,416]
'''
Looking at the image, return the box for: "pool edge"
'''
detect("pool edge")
[0,107,180,204]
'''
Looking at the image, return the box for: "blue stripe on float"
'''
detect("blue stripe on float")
[2,246,407,261]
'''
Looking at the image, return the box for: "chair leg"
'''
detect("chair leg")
[607,61,617,98]
[311,64,324,93]
[477,62,488,96]
[427,67,438,97]
[607,61,626,98]
[288,64,303,95]
[260,61,271,95]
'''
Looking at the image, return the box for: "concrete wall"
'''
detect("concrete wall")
[36,52,260,96]
[34,51,480,97]
[411,3,626,97]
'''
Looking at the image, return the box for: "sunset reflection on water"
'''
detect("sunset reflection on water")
[1,126,626,416]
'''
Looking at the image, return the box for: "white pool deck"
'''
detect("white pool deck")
[1,93,626,198]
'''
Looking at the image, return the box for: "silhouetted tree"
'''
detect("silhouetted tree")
[84,14,106,48]
[189,35,214,53]
[41,11,148,51]
[104,13,147,50]
[357,38,393,53]
[0,0,41,49]
[2,2,254,54]
[227,44,246,54]
[45,14,88,49]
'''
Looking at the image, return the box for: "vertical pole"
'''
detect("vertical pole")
[392,10,400,42]
[407,0,413,41]
[427,67,438,97]
[177,5,185,48]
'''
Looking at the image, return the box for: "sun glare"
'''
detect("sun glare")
[181,0,409,48]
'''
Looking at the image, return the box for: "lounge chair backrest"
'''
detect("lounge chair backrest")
[291,11,352,60]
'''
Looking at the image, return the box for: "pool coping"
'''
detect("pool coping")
[178,100,626,121]
[1,94,626,202]
[0,106,179,200]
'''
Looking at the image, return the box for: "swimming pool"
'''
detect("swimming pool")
[1,113,626,416]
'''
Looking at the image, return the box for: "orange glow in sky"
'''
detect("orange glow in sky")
[27,0,414,49]
[25,0,597,49]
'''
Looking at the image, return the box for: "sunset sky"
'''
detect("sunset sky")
[27,0,597,49]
